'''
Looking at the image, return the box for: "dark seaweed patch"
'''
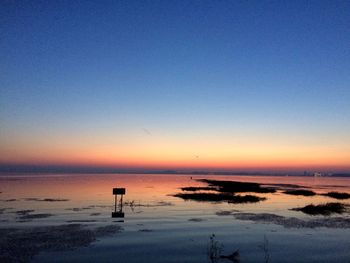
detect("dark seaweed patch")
[124,201,174,207]
[66,207,93,212]
[18,213,52,220]
[197,179,276,194]
[322,192,350,200]
[173,192,265,203]
[283,190,316,196]
[233,212,350,228]
[13,210,52,221]
[24,198,69,202]
[291,203,346,216]
[0,199,17,202]
[174,179,269,204]
[0,224,123,263]
[188,218,205,222]
[215,210,239,216]
[181,187,217,191]
[138,229,153,232]
[0,208,13,215]
[90,213,101,216]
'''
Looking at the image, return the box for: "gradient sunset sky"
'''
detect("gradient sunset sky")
[1,1,350,172]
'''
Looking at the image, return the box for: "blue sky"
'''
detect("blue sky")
[1,1,350,170]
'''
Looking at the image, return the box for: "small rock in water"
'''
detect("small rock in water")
[220,249,240,263]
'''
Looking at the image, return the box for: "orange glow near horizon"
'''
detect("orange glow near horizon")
[1,132,349,171]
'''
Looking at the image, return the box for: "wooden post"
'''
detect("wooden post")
[112,187,126,218]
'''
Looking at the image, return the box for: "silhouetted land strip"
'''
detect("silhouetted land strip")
[174,193,265,203]
[3,164,349,177]
[322,192,350,200]
[291,203,347,215]
[24,198,69,202]
[0,224,122,263]
[124,201,174,207]
[0,199,17,202]
[283,189,316,196]
[181,186,218,191]
[197,179,276,193]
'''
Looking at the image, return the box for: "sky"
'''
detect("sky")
[1,0,350,172]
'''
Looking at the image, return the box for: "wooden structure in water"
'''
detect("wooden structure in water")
[112,187,126,218]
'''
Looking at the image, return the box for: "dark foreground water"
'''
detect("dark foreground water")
[0,174,350,262]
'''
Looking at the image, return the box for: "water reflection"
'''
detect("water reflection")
[0,174,350,262]
[112,187,125,218]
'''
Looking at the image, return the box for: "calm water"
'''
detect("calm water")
[1,174,350,262]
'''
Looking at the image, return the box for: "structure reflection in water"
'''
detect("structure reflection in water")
[112,187,126,218]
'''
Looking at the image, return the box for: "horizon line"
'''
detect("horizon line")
[1,163,349,175]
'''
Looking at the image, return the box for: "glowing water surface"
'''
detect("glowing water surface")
[0,174,349,262]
